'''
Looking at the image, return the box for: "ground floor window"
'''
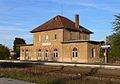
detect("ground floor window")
[45,50,49,61]
[53,48,58,61]
[25,49,29,60]
[92,48,96,58]
[38,49,42,60]
[72,48,78,58]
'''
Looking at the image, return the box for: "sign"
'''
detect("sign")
[42,42,51,46]
[101,45,110,49]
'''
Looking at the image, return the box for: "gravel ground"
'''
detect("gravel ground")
[0,77,36,84]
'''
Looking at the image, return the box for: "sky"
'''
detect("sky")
[0,0,120,49]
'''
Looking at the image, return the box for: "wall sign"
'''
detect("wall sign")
[42,42,51,46]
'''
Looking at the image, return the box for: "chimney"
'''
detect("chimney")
[75,14,79,29]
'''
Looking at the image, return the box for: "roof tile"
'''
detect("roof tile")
[31,15,93,34]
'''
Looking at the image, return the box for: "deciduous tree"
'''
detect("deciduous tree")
[0,44,10,59]
[107,14,120,59]
[13,38,26,59]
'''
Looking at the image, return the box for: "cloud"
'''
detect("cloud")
[51,0,120,13]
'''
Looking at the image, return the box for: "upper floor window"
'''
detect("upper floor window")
[72,48,78,58]
[54,33,57,40]
[38,35,41,42]
[46,34,48,42]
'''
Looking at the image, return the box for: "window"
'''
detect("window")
[38,35,41,42]
[72,48,78,58]
[45,50,49,61]
[46,34,48,41]
[25,49,29,60]
[38,49,42,60]
[53,48,58,61]
[54,33,57,40]
[22,49,24,56]
[22,49,24,52]
[53,48,58,57]
[92,48,96,58]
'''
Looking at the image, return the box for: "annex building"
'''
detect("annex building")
[20,14,100,63]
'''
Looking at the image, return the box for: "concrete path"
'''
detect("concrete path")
[0,77,35,84]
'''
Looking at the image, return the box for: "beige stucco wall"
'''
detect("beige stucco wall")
[32,29,63,61]
[87,43,100,63]
[20,28,100,63]
[62,42,88,63]
[62,42,100,63]
[20,45,34,60]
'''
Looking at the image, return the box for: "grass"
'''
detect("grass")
[0,62,120,84]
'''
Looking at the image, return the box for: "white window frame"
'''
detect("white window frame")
[38,49,42,60]
[53,48,58,61]
[45,50,49,61]
[54,33,57,41]
[46,34,48,42]
[92,48,96,58]
[72,48,78,58]
[38,35,41,42]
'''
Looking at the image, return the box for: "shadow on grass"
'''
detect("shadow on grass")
[0,62,32,68]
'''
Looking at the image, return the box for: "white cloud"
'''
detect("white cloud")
[51,0,120,13]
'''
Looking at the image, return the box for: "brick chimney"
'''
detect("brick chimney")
[75,14,79,29]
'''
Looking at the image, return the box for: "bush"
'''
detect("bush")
[0,44,10,59]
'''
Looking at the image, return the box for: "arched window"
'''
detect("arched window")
[45,50,49,61]
[92,48,96,58]
[25,49,29,60]
[21,49,24,56]
[53,48,58,61]
[72,48,78,58]
[38,49,42,60]
[53,48,58,57]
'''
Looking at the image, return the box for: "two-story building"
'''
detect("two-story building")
[20,14,100,63]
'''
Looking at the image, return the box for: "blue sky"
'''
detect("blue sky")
[0,0,120,49]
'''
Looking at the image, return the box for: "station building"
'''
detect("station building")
[20,14,100,63]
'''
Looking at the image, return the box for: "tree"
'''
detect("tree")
[106,14,120,59]
[113,14,120,33]
[0,44,10,59]
[13,38,26,59]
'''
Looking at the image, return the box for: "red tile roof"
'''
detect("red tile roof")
[31,15,93,34]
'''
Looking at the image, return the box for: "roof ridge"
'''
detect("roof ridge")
[57,15,64,27]
[31,15,93,34]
